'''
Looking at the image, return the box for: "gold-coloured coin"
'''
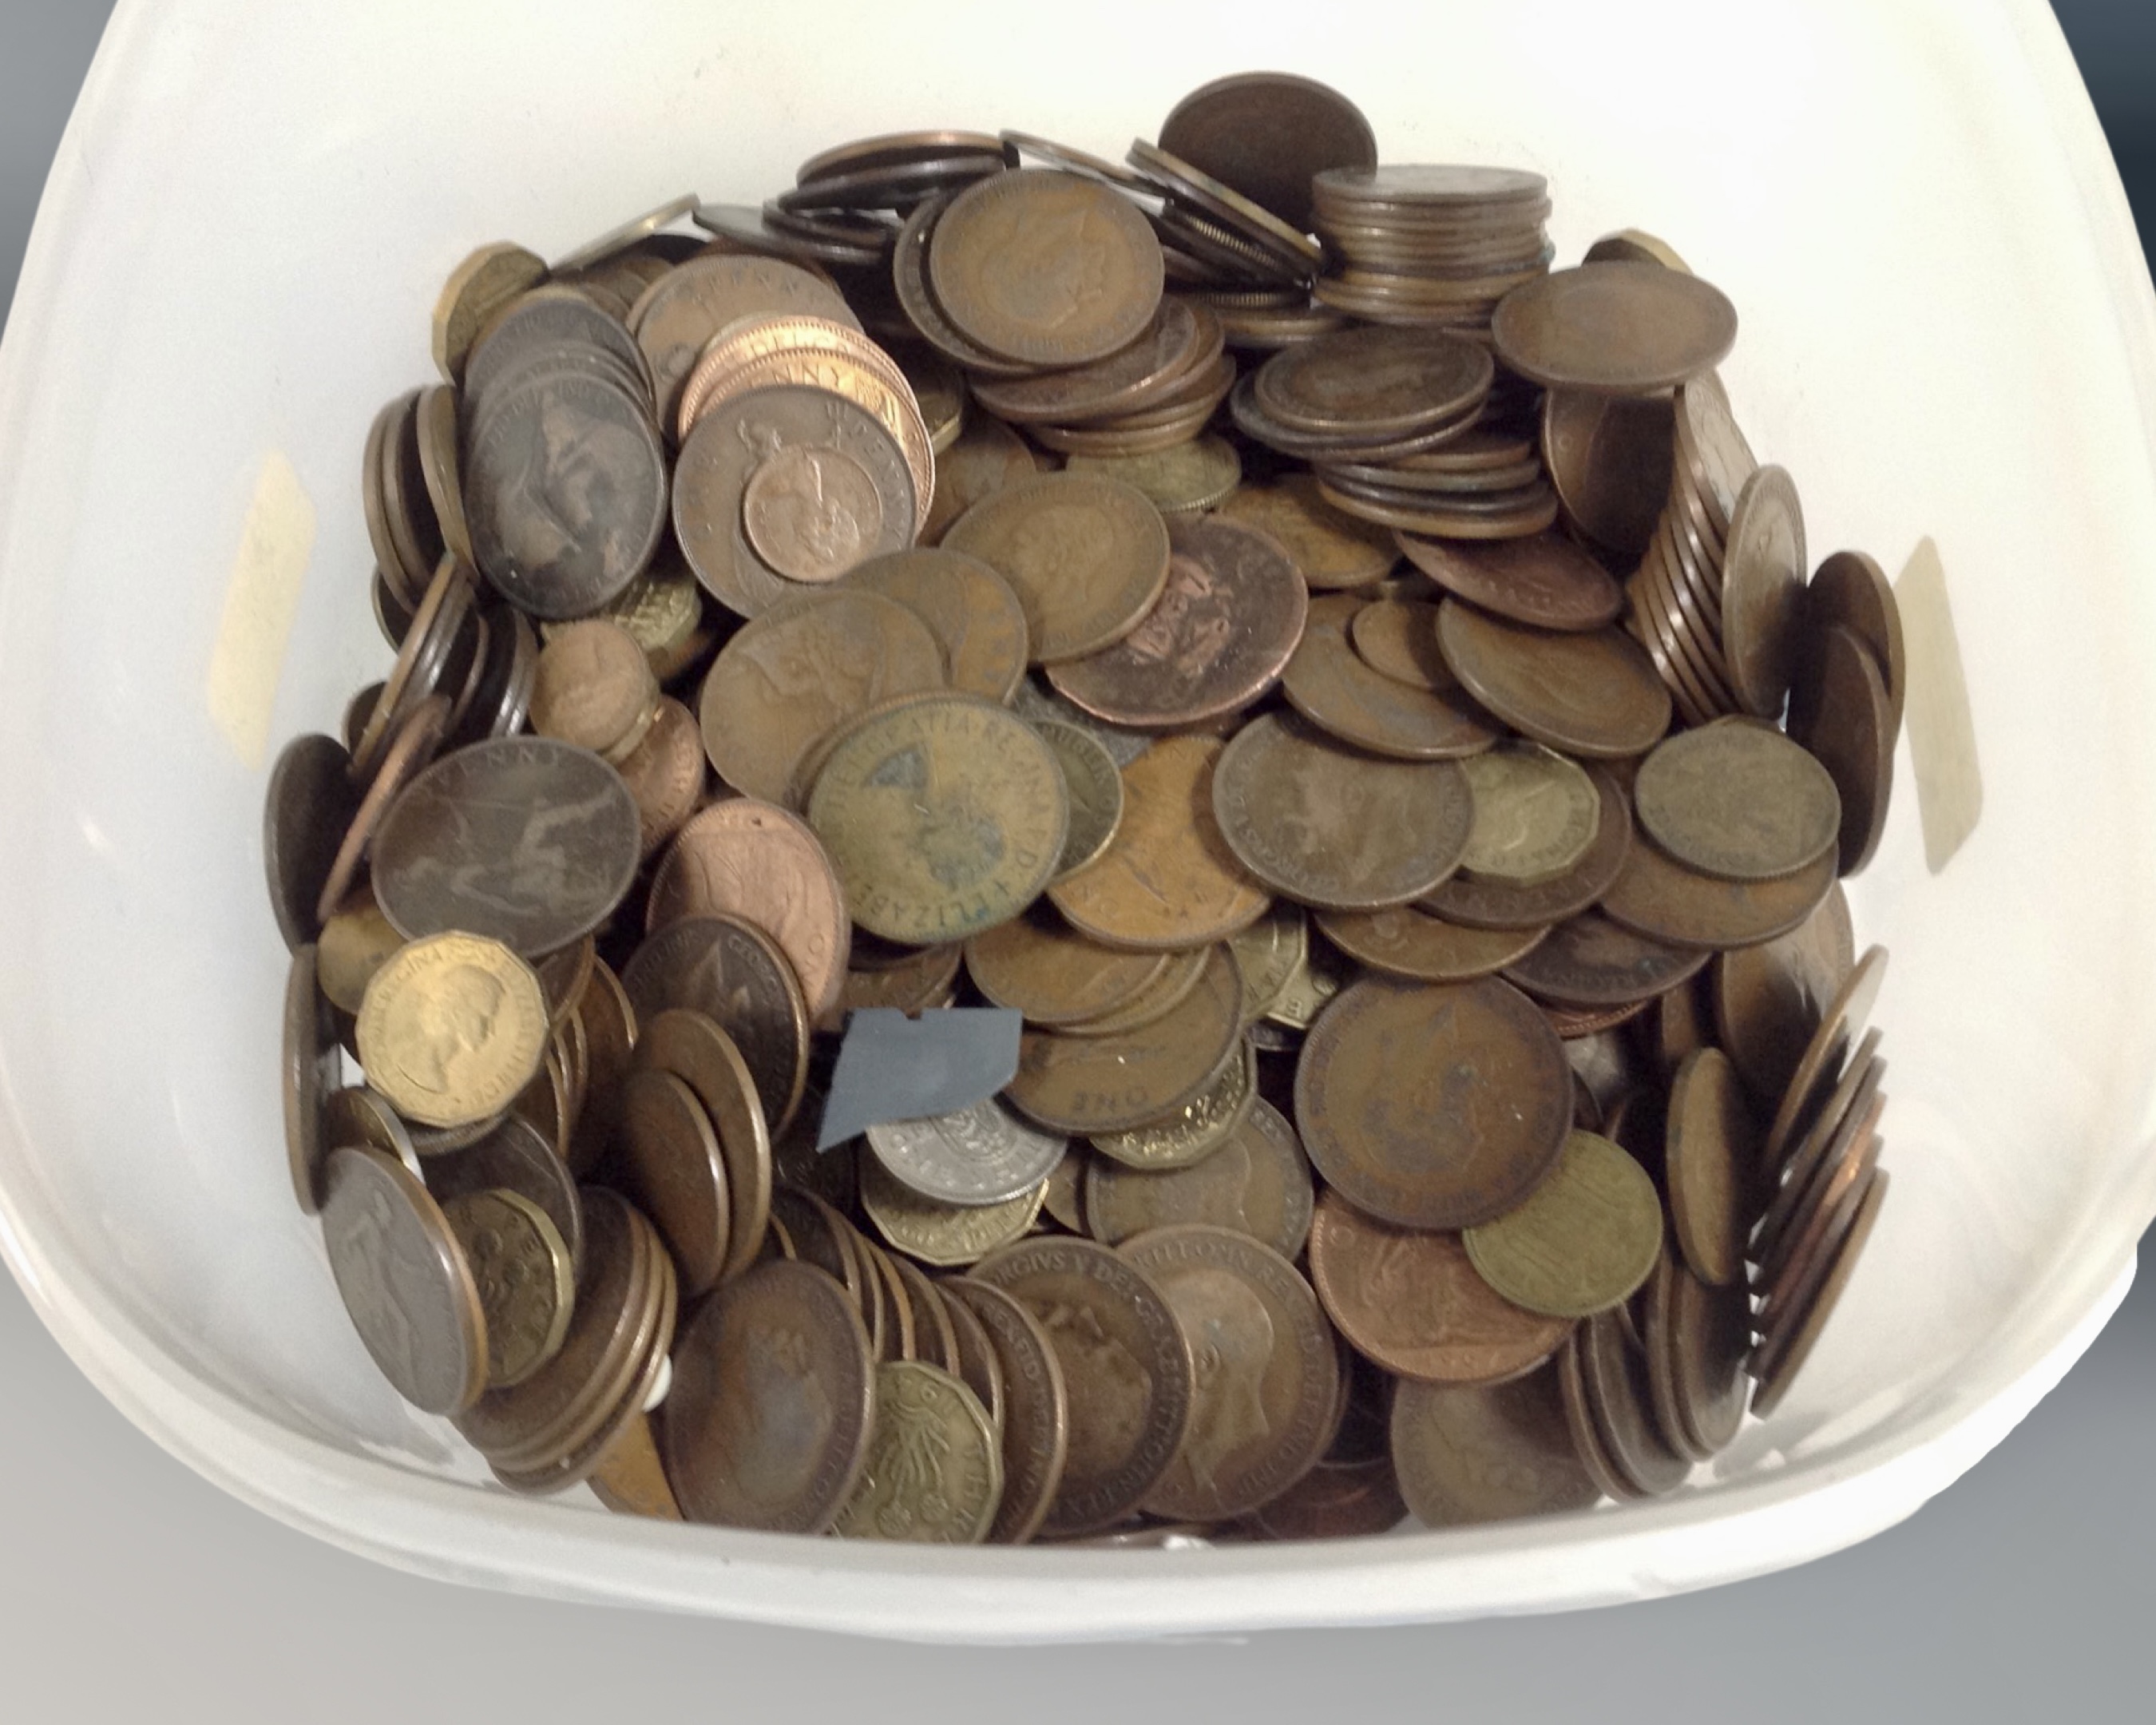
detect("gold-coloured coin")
[442,1187,576,1389]
[317,885,405,1015]
[1091,1037,1256,1170]
[859,1154,1046,1267]
[355,932,549,1129]
[1457,742,1601,887]
[834,1361,1004,1543]
[432,242,549,383]
[1464,1130,1663,1319]
[1065,434,1243,515]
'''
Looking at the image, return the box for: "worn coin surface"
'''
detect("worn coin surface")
[1803,549,1906,734]
[1029,718,1126,881]
[973,1235,1195,1536]
[1458,742,1600,887]
[858,1155,1046,1267]
[620,915,810,1134]
[433,242,549,383]
[370,736,641,958]
[322,1145,489,1414]
[1713,883,1855,1102]
[1464,1130,1664,1318]
[527,619,658,759]
[963,906,1168,1025]
[1064,434,1243,515]
[1256,327,1493,438]
[442,1186,575,1388]
[1664,1048,1757,1287]
[807,696,1069,945]
[1789,623,1895,877]
[629,253,859,425]
[1491,261,1738,393]
[1314,905,1548,984]
[1390,1364,1599,1528]
[1502,910,1710,1009]
[1048,736,1270,950]
[1227,905,1308,1025]
[1577,1305,1690,1495]
[970,297,1211,424]
[866,1096,1067,1207]
[1397,530,1625,634]
[1215,474,1397,590]
[1348,600,1451,690]
[616,1066,731,1296]
[845,547,1031,704]
[1090,1037,1256,1171]
[1653,1252,1751,1454]
[612,697,705,859]
[1084,1097,1315,1258]
[423,1113,585,1273]
[1120,1225,1337,1521]
[1295,976,1571,1230]
[1159,72,1375,232]
[923,414,1040,544]
[1424,764,1632,932]
[1599,831,1837,951]
[833,1360,1004,1543]
[943,473,1172,664]
[1539,390,1674,560]
[1719,465,1808,719]
[945,1276,1072,1545]
[1750,1168,1888,1418]
[355,932,549,1129]
[1213,712,1474,910]
[1436,599,1669,758]
[283,946,341,1215]
[1633,721,1842,882]
[1283,594,1498,759]
[265,733,361,950]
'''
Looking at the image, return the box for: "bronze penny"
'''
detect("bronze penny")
[322,1086,421,1186]
[964,906,1170,1026]
[1006,946,1243,1135]
[1030,718,1127,882]
[929,169,1164,366]
[1436,598,1670,759]
[1539,389,1674,560]
[972,1235,1195,1537]
[1554,1328,1636,1502]
[314,693,450,930]
[1599,832,1837,952]
[1391,1363,1599,1528]
[1674,369,1757,539]
[619,914,810,1136]
[923,414,1040,545]
[1576,1307,1690,1495]
[1282,594,1499,759]
[1789,624,1896,878]
[838,941,965,1020]
[526,618,657,759]
[1046,516,1308,728]
[890,1259,962,1375]
[937,1281,1006,1434]
[628,253,859,427]
[1395,531,1625,633]
[1347,599,1451,689]
[612,696,705,860]
[696,589,944,807]
[1254,326,1493,439]
[282,946,341,1215]
[1158,73,1375,233]
[1048,736,1270,951]
[644,799,851,1022]
[1635,722,1842,883]
[1120,1226,1337,1522]
[1090,1037,1256,1172]
[844,547,1029,704]
[1719,466,1808,719]
[1583,228,1691,270]
[615,1066,731,1297]
[1317,478,1560,543]
[1653,1251,1752,1454]
[588,1412,684,1521]
[1803,549,1906,734]
[320,1145,488,1415]
[1491,261,1738,394]
[1214,474,1397,590]
[942,473,1172,664]
[1750,1168,1889,1418]
[1294,975,1571,1230]
[664,1256,877,1532]
[1059,943,1213,1039]
[424,1113,585,1275]
[1504,910,1710,1009]
[1213,712,1474,911]
[1664,1049,1758,1287]
[945,1276,1072,1545]
[1762,945,1888,1171]
[1084,1097,1315,1259]
[1464,1131,1663,1319]
[1713,882,1856,1103]
[441,1187,575,1390]
[768,1187,866,1309]
[1128,137,1321,270]
[1314,905,1548,984]
[969,297,1212,424]
[1756,1045,1885,1282]
[1307,1190,1569,1384]
[1245,1455,1406,1540]
[1424,764,1633,932]
[264,733,361,950]
[1041,1150,1087,1232]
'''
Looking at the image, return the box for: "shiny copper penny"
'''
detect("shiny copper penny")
[1283,593,1498,759]
[845,546,1031,704]
[1492,261,1738,394]
[1713,883,1855,1102]
[1540,389,1674,560]
[1503,911,1710,1009]
[619,914,810,1136]
[1391,1363,1599,1528]
[964,906,1170,1027]
[1664,1049,1758,1287]
[1294,975,1571,1230]
[1435,599,1670,759]
[1084,1097,1315,1259]
[1315,905,1548,983]
[1599,832,1837,951]
[1789,624,1896,878]
[1423,764,1633,932]
[1307,1190,1569,1384]
[1396,530,1625,633]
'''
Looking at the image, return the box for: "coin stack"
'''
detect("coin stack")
[265,70,1914,1549]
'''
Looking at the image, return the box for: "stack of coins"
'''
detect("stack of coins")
[264,73,1914,1548]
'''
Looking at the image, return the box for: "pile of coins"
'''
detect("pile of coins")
[264,68,1909,1547]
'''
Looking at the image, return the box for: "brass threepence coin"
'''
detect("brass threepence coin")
[1215,473,1397,589]
[1632,720,1841,882]
[1390,1365,1599,1528]
[963,905,1168,1026]
[441,1187,576,1389]
[1090,1037,1257,1171]
[858,1155,1046,1268]
[1663,1048,1758,1287]
[620,915,810,1134]
[945,1276,1072,1545]
[1282,593,1497,759]
[1491,261,1738,393]
[1464,1130,1663,1318]
[844,547,1032,704]
[1030,718,1127,880]
[1211,712,1474,910]
[1457,742,1600,887]
[1435,598,1671,758]
[1084,1097,1316,1258]
[807,696,1070,944]
[1425,763,1632,931]
[423,1113,585,1273]
[866,1096,1067,1208]
[433,242,549,383]
[355,931,549,1129]
[834,1361,1004,1543]
[1294,975,1571,1229]
[972,1235,1195,1537]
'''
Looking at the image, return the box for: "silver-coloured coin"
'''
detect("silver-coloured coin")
[866,1096,1068,1207]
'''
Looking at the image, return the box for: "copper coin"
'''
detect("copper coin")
[1089,1037,1257,1172]
[615,1066,731,1297]
[1655,1251,1751,1453]
[610,696,705,860]
[1060,943,1213,1039]
[890,193,1038,382]
[1282,593,1499,759]
[664,1256,877,1532]
[1492,262,1738,394]
[1294,975,1570,1230]
[1006,947,1243,1134]
[838,941,965,1020]
[1540,389,1674,560]
[1633,721,1841,883]
[964,906,1169,1026]
[969,297,1212,425]
[619,914,810,1135]
[1048,736,1270,951]
[923,414,1040,545]
[1158,73,1374,232]
[944,1277,1070,1545]
[526,618,657,759]
[1213,712,1474,910]
[1503,910,1710,1009]
[265,734,361,950]
[1347,599,1450,688]
[1674,370,1757,533]
[1084,1097,1315,1259]
[1789,624,1896,877]
[1762,945,1888,1170]
[282,946,341,1215]
[1424,764,1633,932]
[843,547,1030,705]
[369,735,641,958]
[588,1412,684,1521]
[1554,1328,1635,1502]
[1718,465,1808,718]
[1664,1049,1758,1287]
[1119,1225,1336,1523]
[972,1235,1195,1537]
[1244,1455,1407,1540]
[1307,1190,1569,1384]
[1214,473,1397,590]
[628,253,860,426]
[1750,1168,1888,1418]
[424,1113,585,1275]
[936,1279,1006,1433]
[942,472,1172,665]
[1395,531,1625,633]
[1315,905,1548,983]
[1599,832,1837,951]
[1755,1039,1885,1278]
[1436,598,1670,758]
[314,694,450,930]
[1391,1362,1599,1528]
[768,1186,866,1307]
[1046,516,1308,728]
[1254,327,1493,439]
[432,242,549,384]
[1576,1307,1690,1494]
[1803,549,1906,734]
[1713,883,1855,1101]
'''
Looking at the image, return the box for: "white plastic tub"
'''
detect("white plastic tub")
[2,0,2154,1642]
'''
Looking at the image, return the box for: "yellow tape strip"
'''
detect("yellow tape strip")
[206,451,315,770]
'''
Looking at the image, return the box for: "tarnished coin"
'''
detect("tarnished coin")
[1348,600,1450,689]
[1007,946,1243,1135]
[528,619,658,759]
[645,799,852,1023]
[1425,764,1632,932]
[1713,883,1855,1101]
[807,696,1068,945]
[972,298,1212,424]
[1048,736,1270,950]
[1062,943,1212,1038]
[1750,1168,1889,1418]
[846,547,1031,705]
[696,589,945,807]
[264,733,362,950]
[283,946,341,1215]
[1464,1131,1663,1318]
[1246,1453,1406,1541]
[1539,390,1674,561]
[1085,1097,1315,1258]
[620,916,810,1135]
[323,1085,423,1184]
[1599,831,1837,951]
[1031,719,1126,881]
[664,1257,877,1533]
[1255,327,1493,439]
[923,414,1040,545]
[370,736,641,958]
[550,192,697,273]
[1313,905,1548,985]
[1307,1191,1570,1384]
[1633,721,1841,882]
[1091,1037,1256,1171]
[442,1187,575,1389]
[1064,434,1243,516]
[1762,944,1888,1172]
[942,473,1172,664]
[1159,72,1375,233]
[1803,549,1906,735]
[1215,474,1397,590]
[1213,712,1473,910]
[1577,1305,1690,1495]
[858,1155,1046,1267]
[432,241,549,383]
[423,1113,585,1274]
[1120,1226,1336,1522]
[1491,262,1738,393]
[1664,1049,1758,1287]
[1391,1364,1599,1528]
[1503,910,1710,1009]
[945,1276,1072,1545]
[834,1361,1003,1543]
[322,1145,489,1414]
[1228,905,1308,1025]
[611,696,705,859]
[1720,466,1808,719]
[1294,976,1571,1230]
[616,1066,731,1296]
[1457,742,1599,887]
[1651,1252,1751,1455]
[628,253,860,426]
[1789,624,1895,878]
[1396,530,1625,634]
[355,932,549,1129]
[1282,594,1498,759]
[1435,599,1669,758]
[929,169,1165,367]
[866,1096,1067,1207]
[973,1235,1195,1537]
[964,906,1169,1026]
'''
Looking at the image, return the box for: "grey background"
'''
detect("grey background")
[2,4,2152,1719]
